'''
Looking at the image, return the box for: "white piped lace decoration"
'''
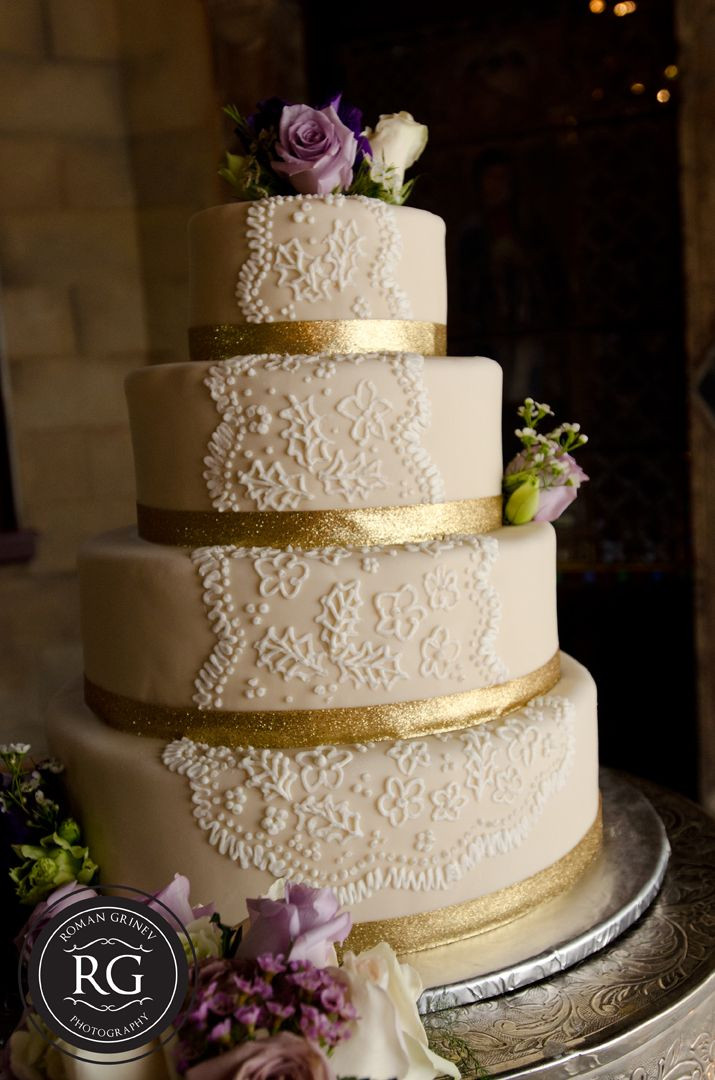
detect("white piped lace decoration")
[189,536,504,709]
[235,194,411,323]
[162,693,577,903]
[202,352,445,513]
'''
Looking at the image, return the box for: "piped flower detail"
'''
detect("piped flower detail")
[255,551,310,599]
[419,626,461,680]
[375,585,426,641]
[337,379,392,447]
[430,781,467,823]
[377,776,425,827]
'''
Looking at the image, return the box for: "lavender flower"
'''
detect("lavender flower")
[175,955,355,1076]
[14,879,98,953]
[256,952,286,975]
[147,872,215,928]
[238,881,351,968]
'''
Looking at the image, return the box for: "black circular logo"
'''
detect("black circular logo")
[26,895,190,1055]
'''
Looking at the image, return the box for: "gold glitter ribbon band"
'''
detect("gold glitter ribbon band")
[136,496,504,548]
[83,653,561,749]
[189,320,447,361]
[344,806,603,956]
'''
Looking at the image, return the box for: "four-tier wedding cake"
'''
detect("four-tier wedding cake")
[46,191,601,954]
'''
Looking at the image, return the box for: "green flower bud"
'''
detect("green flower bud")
[504,476,540,525]
[56,818,81,845]
[29,857,57,887]
[218,152,251,195]
[76,855,99,885]
[11,828,98,905]
[225,151,247,178]
[53,848,81,878]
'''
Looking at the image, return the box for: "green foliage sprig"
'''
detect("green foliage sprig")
[210,910,244,959]
[219,104,291,201]
[0,743,98,905]
[345,157,416,205]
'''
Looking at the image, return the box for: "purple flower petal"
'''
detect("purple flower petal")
[247,96,289,137]
[273,104,357,195]
[534,484,579,521]
[321,92,371,162]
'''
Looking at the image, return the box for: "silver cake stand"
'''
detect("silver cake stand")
[408,770,670,1013]
[418,772,715,1078]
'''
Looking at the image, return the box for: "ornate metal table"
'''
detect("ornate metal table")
[423,775,715,1079]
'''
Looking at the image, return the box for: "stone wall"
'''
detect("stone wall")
[0,0,217,748]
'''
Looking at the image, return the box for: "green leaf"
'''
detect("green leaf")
[222,103,244,126]
[397,175,417,205]
[12,843,45,860]
[346,157,402,204]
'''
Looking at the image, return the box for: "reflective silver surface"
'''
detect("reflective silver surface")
[420,771,715,1077]
[412,771,670,1013]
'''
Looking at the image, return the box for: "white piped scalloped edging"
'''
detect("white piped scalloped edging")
[162,693,576,903]
[235,195,412,324]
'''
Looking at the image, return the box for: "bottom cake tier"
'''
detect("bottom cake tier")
[46,652,600,952]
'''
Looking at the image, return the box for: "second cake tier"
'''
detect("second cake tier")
[126,353,503,523]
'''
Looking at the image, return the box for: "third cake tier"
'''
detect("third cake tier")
[79,523,558,721]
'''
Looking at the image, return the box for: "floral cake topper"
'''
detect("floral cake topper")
[220,94,428,205]
[503,398,589,524]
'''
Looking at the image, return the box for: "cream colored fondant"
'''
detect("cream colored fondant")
[188,196,446,329]
[125,354,503,513]
[47,654,598,925]
[77,524,557,712]
[45,191,601,949]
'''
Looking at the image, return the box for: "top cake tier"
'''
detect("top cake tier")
[188,195,447,347]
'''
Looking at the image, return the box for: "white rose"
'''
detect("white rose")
[9,1014,67,1080]
[330,942,460,1080]
[182,914,223,963]
[366,112,428,197]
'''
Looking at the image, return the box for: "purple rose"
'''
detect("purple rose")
[237,882,351,968]
[147,873,215,928]
[534,453,589,522]
[14,880,98,952]
[185,1032,336,1080]
[273,104,357,195]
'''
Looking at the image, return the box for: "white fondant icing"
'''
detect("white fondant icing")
[202,352,445,513]
[126,355,503,514]
[160,690,576,903]
[189,536,505,711]
[78,525,560,713]
[235,196,412,324]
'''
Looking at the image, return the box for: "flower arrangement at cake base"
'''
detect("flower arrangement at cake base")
[6,874,466,1080]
